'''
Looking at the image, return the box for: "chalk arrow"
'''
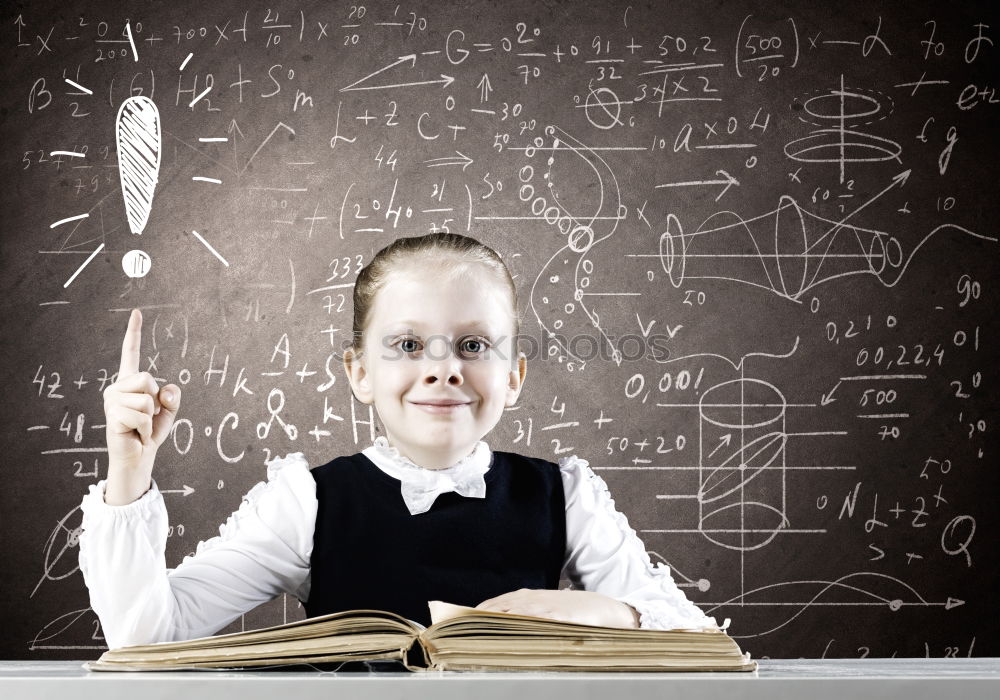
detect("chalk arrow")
[838,167,911,224]
[160,485,195,497]
[655,169,740,202]
[226,119,245,171]
[340,54,455,92]
[809,169,912,253]
[821,380,842,406]
[707,433,732,459]
[226,119,246,140]
[423,151,474,171]
[477,72,493,103]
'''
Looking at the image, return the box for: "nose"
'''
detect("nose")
[421,337,464,386]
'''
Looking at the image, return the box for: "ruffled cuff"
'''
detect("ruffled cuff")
[618,591,722,632]
[81,478,161,516]
[616,557,722,631]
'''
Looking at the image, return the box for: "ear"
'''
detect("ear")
[504,351,527,407]
[343,347,374,405]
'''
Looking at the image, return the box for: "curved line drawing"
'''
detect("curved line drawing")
[703,572,941,638]
[659,191,995,303]
[700,432,787,504]
[785,76,899,183]
[658,335,800,371]
[29,607,101,650]
[31,505,82,598]
[647,550,712,591]
[699,502,791,551]
[698,374,790,552]
[650,339,808,554]
[526,125,629,370]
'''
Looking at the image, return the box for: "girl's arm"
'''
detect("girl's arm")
[557,454,721,631]
[78,453,316,650]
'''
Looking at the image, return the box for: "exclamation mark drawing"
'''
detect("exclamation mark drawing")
[116,95,161,278]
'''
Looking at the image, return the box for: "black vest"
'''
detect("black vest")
[304,450,566,627]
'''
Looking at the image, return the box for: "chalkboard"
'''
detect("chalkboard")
[2,0,997,661]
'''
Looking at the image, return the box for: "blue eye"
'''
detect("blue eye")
[394,337,490,356]
[461,338,488,355]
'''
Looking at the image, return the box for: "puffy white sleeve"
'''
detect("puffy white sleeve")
[78,453,316,650]
[558,454,721,632]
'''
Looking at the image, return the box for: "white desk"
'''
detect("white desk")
[1,659,998,699]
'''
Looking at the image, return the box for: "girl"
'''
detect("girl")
[79,232,719,651]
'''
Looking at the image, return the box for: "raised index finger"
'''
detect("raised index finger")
[118,308,142,379]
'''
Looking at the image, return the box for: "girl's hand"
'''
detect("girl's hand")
[103,309,181,502]
[475,588,639,629]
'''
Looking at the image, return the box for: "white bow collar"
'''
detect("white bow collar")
[362,436,492,515]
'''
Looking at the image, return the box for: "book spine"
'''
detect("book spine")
[402,635,431,671]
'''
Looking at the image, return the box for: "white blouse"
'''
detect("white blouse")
[78,438,720,650]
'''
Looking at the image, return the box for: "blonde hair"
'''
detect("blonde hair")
[351,233,519,356]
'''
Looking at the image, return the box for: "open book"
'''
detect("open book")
[83,601,756,672]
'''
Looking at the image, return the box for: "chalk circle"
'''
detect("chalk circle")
[774,196,809,299]
[557,215,573,235]
[866,231,889,275]
[700,501,789,551]
[864,233,904,280]
[122,249,151,278]
[658,214,685,288]
[783,129,902,165]
[803,90,880,121]
[700,378,786,429]
[584,86,623,130]
[568,225,593,253]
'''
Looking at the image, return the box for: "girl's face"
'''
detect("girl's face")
[343,265,526,470]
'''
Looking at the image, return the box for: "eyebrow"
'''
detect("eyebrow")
[385,320,497,334]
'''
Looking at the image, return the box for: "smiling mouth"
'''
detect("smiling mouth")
[410,401,471,414]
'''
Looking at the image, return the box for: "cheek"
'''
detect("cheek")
[370,371,411,402]
[478,368,513,400]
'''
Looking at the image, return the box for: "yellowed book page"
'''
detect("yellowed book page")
[428,600,722,634]
[100,609,417,656]
[428,600,481,624]
[102,633,407,664]
[422,600,755,673]
[427,600,654,630]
